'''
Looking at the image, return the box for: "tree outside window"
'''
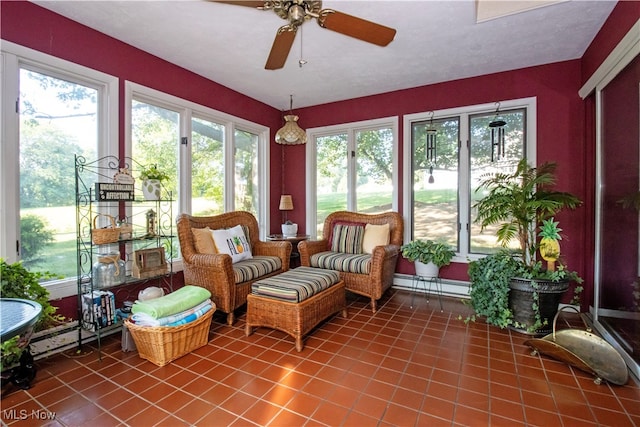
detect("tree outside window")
[19,69,98,278]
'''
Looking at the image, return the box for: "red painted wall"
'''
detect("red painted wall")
[295,61,588,288]
[581,1,639,85]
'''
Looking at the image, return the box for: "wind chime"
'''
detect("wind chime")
[425,111,437,183]
[489,102,507,162]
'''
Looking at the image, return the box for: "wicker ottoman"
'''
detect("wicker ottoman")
[245,267,347,351]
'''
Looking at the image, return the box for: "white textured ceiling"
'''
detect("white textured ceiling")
[33,0,617,110]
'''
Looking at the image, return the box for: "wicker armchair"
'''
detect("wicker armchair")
[299,211,403,313]
[177,211,291,325]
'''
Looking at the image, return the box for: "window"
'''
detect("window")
[234,129,260,216]
[131,99,180,199]
[125,82,270,242]
[191,116,225,215]
[18,69,99,279]
[403,98,536,260]
[469,109,526,253]
[1,42,118,290]
[306,118,398,237]
[410,116,460,249]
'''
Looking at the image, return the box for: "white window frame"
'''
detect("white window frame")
[402,97,537,263]
[124,81,271,237]
[305,117,399,238]
[1,40,118,298]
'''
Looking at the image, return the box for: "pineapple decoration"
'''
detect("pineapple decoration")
[233,236,244,254]
[539,217,562,271]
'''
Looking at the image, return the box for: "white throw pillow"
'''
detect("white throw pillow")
[362,223,390,254]
[212,225,252,263]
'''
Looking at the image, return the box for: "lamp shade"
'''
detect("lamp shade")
[275,115,307,145]
[279,195,293,211]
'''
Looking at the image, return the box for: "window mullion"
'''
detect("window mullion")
[179,109,192,214]
[347,129,357,211]
[224,122,235,211]
[1,52,20,262]
[459,114,471,258]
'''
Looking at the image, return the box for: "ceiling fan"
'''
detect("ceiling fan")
[214,0,397,70]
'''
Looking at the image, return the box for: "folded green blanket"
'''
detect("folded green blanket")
[132,285,211,319]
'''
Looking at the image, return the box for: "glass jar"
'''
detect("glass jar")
[92,252,126,288]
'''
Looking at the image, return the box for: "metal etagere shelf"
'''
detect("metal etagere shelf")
[75,155,175,359]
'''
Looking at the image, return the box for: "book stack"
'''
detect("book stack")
[82,290,116,331]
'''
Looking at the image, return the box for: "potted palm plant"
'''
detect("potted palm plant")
[139,164,169,200]
[468,159,583,335]
[401,239,456,277]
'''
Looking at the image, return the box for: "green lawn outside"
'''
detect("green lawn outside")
[24,189,461,278]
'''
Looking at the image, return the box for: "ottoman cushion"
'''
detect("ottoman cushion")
[251,266,340,303]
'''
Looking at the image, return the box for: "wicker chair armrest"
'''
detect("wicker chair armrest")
[299,239,328,266]
[186,252,233,269]
[373,244,401,258]
[369,244,400,270]
[181,252,236,310]
[253,241,292,270]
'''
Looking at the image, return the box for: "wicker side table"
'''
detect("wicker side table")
[266,234,309,268]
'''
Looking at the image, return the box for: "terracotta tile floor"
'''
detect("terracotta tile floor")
[2,289,639,426]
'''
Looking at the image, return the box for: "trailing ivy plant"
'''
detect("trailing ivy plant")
[0,259,63,331]
[1,259,64,371]
[463,250,583,332]
[464,250,520,328]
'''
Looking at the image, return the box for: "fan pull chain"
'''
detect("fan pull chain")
[299,25,307,67]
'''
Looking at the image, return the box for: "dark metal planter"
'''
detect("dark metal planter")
[509,278,569,336]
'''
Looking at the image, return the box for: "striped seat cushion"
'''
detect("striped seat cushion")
[251,266,340,302]
[310,251,372,275]
[233,256,282,284]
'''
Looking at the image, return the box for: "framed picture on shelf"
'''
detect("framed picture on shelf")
[132,247,167,279]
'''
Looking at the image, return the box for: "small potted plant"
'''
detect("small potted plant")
[139,164,169,200]
[281,220,298,237]
[401,239,455,277]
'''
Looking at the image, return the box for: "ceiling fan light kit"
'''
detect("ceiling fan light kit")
[216,0,397,70]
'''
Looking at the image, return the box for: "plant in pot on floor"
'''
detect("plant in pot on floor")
[1,259,64,387]
[466,159,583,335]
[401,239,456,278]
[139,164,169,201]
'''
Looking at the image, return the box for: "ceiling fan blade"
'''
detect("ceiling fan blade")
[318,9,396,47]
[210,1,266,8]
[265,25,297,70]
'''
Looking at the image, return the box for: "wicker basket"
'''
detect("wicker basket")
[124,309,213,366]
[92,214,120,244]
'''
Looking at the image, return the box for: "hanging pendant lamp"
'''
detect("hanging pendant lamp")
[276,95,306,145]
